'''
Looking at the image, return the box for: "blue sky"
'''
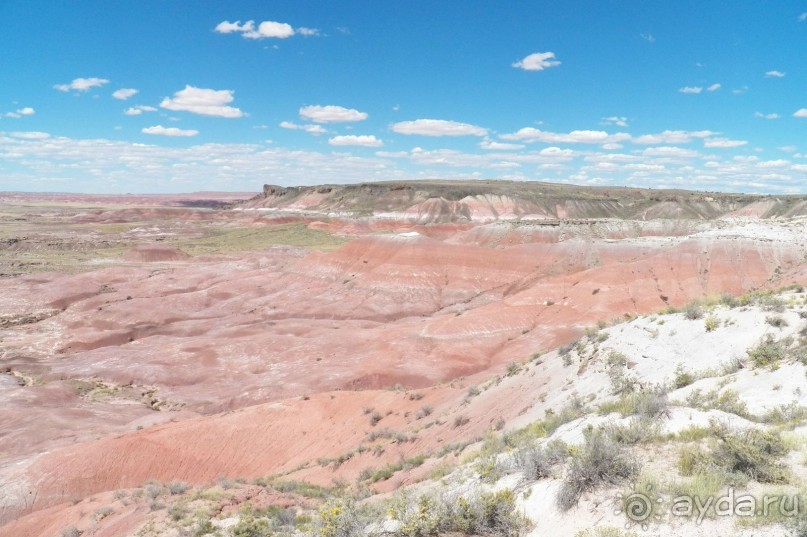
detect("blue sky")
[1,1,806,193]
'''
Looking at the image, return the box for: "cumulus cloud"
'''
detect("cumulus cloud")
[500,127,629,145]
[706,83,721,91]
[328,135,383,147]
[214,20,254,33]
[800,12,807,21]
[794,109,807,118]
[479,139,524,150]
[631,130,714,145]
[299,105,367,123]
[279,121,327,134]
[703,137,748,148]
[9,131,50,139]
[214,20,316,39]
[160,86,243,118]
[641,146,700,158]
[512,52,561,71]
[4,107,35,118]
[2,133,803,194]
[754,112,780,120]
[391,119,487,137]
[112,88,139,100]
[640,33,655,42]
[124,105,158,116]
[54,77,109,92]
[601,116,629,127]
[141,125,199,137]
[756,159,789,168]
[765,70,786,78]
[679,86,703,94]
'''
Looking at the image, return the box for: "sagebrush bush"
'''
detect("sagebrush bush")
[672,364,695,389]
[684,301,704,320]
[556,428,638,511]
[747,335,791,366]
[510,446,550,480]
[167,480,189,495]
[766,315,789,328]
[388,489,528,537]
[318,498,367,537]
[712,426,789,483]
[679,423,789,485]
[605,416,661,445]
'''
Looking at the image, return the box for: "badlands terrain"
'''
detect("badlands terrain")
[1,180,807,537]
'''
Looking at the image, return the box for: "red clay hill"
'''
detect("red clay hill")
[1,181,806,536]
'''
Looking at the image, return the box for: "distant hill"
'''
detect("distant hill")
[237,180,807,222]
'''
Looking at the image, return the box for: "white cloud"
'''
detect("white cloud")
[642,146,700,158]
[328,135,383,147]
[4,107,35,118]
[794,109,807,118]
[703,137,748,148]
[214,20,253,33]
[214,20,315,39]
[160,86,243,118]
[391,119,487,137]
[779,146,797,153]
[754,112,780,120]
[299,105,367,123]
[732,86,748,95]
[479,139,524,150]
[112,88,139,100]
[249,21,295,39]
[679,86,703,94]
[706,83,721,92]
[631,130,714,145]
[500,127,629,144]
[800,12,807,21]
[639,33,655,42]
[375,150,407,158]
[602,116,629,127]
[3,133,804,194]
[124,105,158,116]
[756,159,790,169]
[142,125,199,137]
[54,77,109,92]
[279,121,327,134]
[601,143,623,150]
[512,52,561,71]
[9,131,50,139]
[765,70,786,78]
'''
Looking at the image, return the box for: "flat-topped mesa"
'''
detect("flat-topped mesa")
[237,180,807,222]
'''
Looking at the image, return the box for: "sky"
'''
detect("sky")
[1,1,806,194]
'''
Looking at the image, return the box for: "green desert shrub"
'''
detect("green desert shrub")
[605,416,661,445]
[672,364,695,389]
[556,428,639,511]
[747,335,791,366]
[509,439,567,480]
[684,301,705,320]
[678,423,789,485]
[387,489,528,537]
[167,480,189,495]
[318,498,367,537]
